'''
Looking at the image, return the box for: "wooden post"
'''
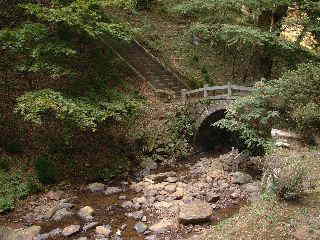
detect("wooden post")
[227,81,232,98]
[181,89,187,102]
[204,84,208,98]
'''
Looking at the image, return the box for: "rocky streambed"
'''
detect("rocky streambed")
[0,151,261,240]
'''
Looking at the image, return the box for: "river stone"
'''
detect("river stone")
[0,226,27,240]
[78,206,94,220]
[178,200,213,224]
[166,176,178,183]
[76,237,88,240]
[133,202,142,209]
[104,187,122,195]
[119,195,127,200]
[241,182,261,201]
[48,228,62,237]
[134,196,147,205]
[149,219,173,233]
[35,233,49,240]
[45,191,63,200]
[127,210,144,220]
[88,182,106,192]
[231,172,252,184]
[134,222,148,233]
[145,235,157,240]
[14,225,41,240]
[83,222,99,232]
[52,208,73,221]
[121,200,133,208]
[95,225,112,236]
[62,225,80,237]
[165,184,177,193]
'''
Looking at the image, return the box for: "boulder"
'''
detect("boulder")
[83,222,99,232]
[164,184,177,193]
[126,210,144,220]
[178,200,213,224]
[45,191,63,200]
[271,129,300,139]
[15,226,41,240]
[48,228,62,237]
[104,187,122,195]
[231,172,252,184]
[134,222,148,234]
[95,225,111,236]
[0,226,15,240]
[62,225,80,237]
[78,206,94,220]
[149,219,173,233]
[52,208,73,221]
[87,183,105,192]
[241,182,261,201]
[166,177,178,183]
[121,201,133,209]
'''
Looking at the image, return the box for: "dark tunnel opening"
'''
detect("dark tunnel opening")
[195,110,246,153]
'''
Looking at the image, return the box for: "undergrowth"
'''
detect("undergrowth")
[0,170,42,212]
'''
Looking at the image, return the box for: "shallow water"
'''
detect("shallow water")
[0,151,247,239]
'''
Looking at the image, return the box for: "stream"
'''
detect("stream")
[0,151,258,240]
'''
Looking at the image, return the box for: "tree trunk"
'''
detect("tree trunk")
[255,5,288,79]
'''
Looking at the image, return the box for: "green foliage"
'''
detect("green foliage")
[0,23,76,77]
[215,62,320,149]
[21,0,132,40]
[15,89,142,131]
[215,85,278,149]
[1,0,138,133]
[168,104,195,142]
[0,170,42,212]
[171,0,320,81]
[35,155,58,185]
[270,62,320,132]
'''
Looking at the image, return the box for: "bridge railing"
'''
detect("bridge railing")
[181,82,253,102]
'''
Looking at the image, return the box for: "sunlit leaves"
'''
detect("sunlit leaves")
[20,0,132,40]
[215,62,320,148]
[15,89,142,131]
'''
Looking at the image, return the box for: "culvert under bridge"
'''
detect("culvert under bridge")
[193,103,245,153]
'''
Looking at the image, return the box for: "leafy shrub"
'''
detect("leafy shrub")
[215,62,320,150]
[15,89,142,132]
[262,156,311,200]
[0,170,41,212]
[35,155,58,185]
[0,198,14,212]
[168,104,196,142]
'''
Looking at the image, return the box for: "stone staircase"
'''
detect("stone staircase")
[113,40,189,93]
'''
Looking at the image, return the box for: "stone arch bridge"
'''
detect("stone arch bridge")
[181,83,253,152]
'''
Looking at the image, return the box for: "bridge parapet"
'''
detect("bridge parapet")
[181,82,253,102]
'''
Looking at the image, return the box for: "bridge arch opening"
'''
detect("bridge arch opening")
[195,109,245,153]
